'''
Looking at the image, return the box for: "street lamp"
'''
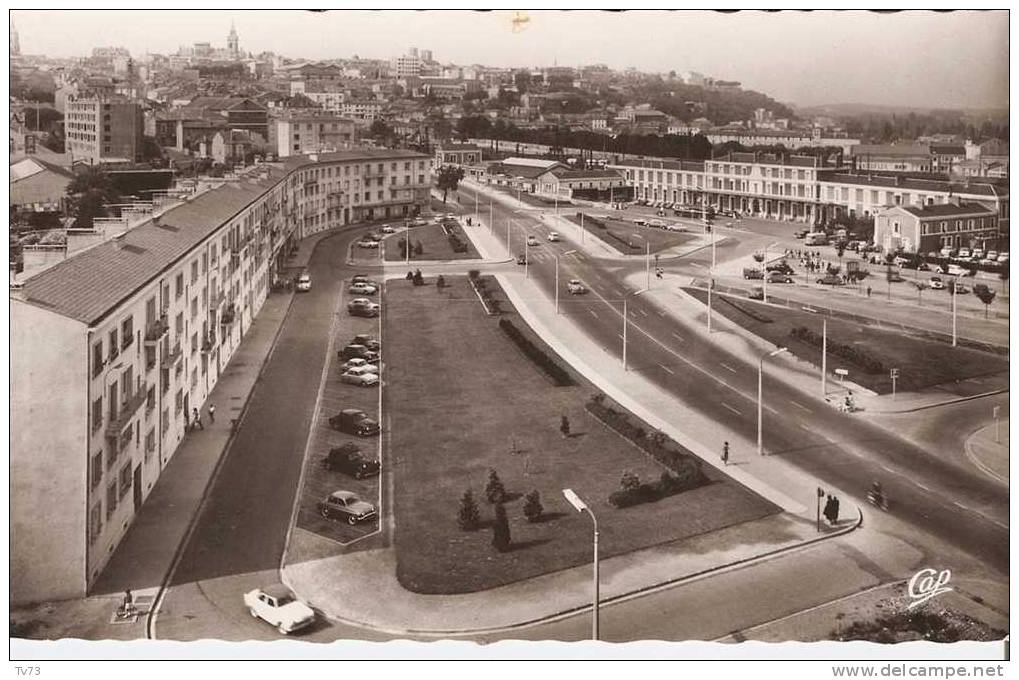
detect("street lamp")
[562,488,599,641]
[707,232,717,333]
[758,347,788,455]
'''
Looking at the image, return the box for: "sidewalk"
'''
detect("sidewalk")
[10,232,334,641]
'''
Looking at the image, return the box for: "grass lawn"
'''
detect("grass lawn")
[685,288,1009,394]
[383,221,480,262]
[385,276,778,594]
[564,213,695,255]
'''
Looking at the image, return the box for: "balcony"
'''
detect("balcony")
[143,316,169,345]
[161,340,182,366]
[201,330,216,353]
[105,384,147,439]
[220,303,236,326]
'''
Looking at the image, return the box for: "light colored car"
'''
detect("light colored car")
[567,279,587,295]
[664,224,687,232]
[947,264,970,277]
[349,282,378,295]
[357,239,380,249]
[244,585,316,635]
[343,364,377,377]
[342,357,379,373]
[546,231,560,242]
[939,247,956,258]
[648,219,666,228]
[971,248,985,261]
[526,235,540,247]
[296,273,311,292]
[319,490,377,525]
[340,371,379,387]
[380,225,396,234]
[929,276,945,290]
[957,248,972,260]
[986,251,1000,262]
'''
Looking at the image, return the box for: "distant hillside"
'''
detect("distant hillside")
[797,103,1008,120]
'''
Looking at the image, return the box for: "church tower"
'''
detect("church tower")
[11,18,21,56]
[227,21,239,58]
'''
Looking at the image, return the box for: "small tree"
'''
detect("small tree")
[435,165,466,203]
[620,470,641,492]
[491,501,511,551]
[974,286,997,318]
[523,490,543,523]
[405,270,414,281]
[414,240,424,256]
[913,280,928,305]
[753,252,765,263]
[485,469,507,504]
[436,275,446,288]
[457,489,481,531]
[412,269,425,286]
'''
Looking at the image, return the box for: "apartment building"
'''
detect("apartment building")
[274,114,358,157]
[65,97,144,164]
[10,149,431,605]
[874,201,999,254]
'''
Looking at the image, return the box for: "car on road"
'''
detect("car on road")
[767,271,793,284]
[947,264,972,277]
[351,334,380,351]
[632,217,648,226]
[516,253,527,265]
[349,282,378,295]
[338,344,380,363]
[323,443,380,478]
[351,275,379,286]
[340,370,379,387]
[567,279,587,294]
[357,239,380,249]
[743,268,764,280]
[766,261,794,274]
[929,276,945,290]
[664,224,687,232]
[318,490,377,525]
[329,409,380,436]
[816,274,845,286]
[366,232,384,242]
[342,357,379,373]
[648,219,666,229]
[951,282,970,295]
[348,298,380,317]
[244,585,316,635]
[886,272,905,283]
[546,231,560,242]
[296,273,312,292]
[526,235,540,247]
[380,225,396,234]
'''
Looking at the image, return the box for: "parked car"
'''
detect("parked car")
[567,279,587,294]
[767,271,793,284]
[939,247,957,258]
[985,250,1000,262]
[349,282,378,295]
[766,260,794,274]
[664,224,687,232]
[323,443,380,478]
[997,252,1009,265]
[947,264,970,277]
[380,225,396,234]
[338,344,380,362]
[546,231,560,242]
[647,219,666,229]
[957,248,972,260]
[341,357,379,373]
[748,286,765,300]
[352,274,374,284]
[340,371,379,387]
[357,239,380,249]
[816,274,845,286]
[526,235,540,247]
[318,490,377,525]
[929,276,945,290]
[794,229,810,239]
[329,409,380,436]
[971,248,985,261]
[351,334,380,351]
[244,585,316,635]
[296,273,312,292]
[348,298,380,317]
[743,268,764,280]
[516,253,527,265]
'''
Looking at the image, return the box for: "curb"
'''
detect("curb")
[290,506,862,637]
[864,388,1009,415]
[963,425,1009,487]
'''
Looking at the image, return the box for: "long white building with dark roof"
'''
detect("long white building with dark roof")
[10,149,430,604]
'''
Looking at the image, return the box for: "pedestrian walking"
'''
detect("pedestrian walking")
[866,285,872,297]
[722,441,730,465]
[560,414,571,439]
[823,494,835,525]
[208,403,216,424]
[192,407,204,431]
[831,495,841,524]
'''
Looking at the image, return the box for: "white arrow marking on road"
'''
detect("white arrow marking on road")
[658,363,675,374]
[721,402,741,415]
[589,310,599,319]
[720,362,738,374]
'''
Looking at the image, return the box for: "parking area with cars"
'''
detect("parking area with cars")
[293,276,384,546]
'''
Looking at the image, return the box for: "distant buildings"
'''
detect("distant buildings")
[65,97,144,164]
[874,201,999,254]
[274,112,358,157]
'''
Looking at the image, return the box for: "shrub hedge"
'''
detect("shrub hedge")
[790,326,885,374]
[499,318,574,386]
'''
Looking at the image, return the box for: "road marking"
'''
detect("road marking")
[658,363,675,375]
[671,331,685,342]
[589,309,599,319]
[952,501,970,511]
[720,362,738,374]
[721,402,741,415]
[638,309,649,317]
[915,482,930,491]
[797,421,811,430]
[789,399,811,412]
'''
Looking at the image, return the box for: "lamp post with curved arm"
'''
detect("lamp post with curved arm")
[563,488,599,641]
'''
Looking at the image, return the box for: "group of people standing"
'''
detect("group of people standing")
[187,404,216,432]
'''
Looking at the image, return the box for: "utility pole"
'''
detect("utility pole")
[489,200,493,232]
[622,296,628,371]
[994,405,1001,443]
[821,318,827,396]
[951,281,958,347]
[580,211,586,243]
[890,367,899,400]
[555,255,560,314]
[762,244,769,303]
[645,242,651,289]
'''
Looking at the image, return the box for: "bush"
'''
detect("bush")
[412,269,425,286]
[620,470,641,491]
[491,502,511,552]
[468,269,480,280]
[498,318,574,386]
[523,490,543,523]
[436,275,446,289]
[485,469,506,504]
[457,489,481,531]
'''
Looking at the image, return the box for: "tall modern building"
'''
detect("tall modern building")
[10,149,432,604]
[65,97,144,165]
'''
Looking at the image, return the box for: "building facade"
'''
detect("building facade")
[65,98,144,164]
[434,143,482,167]
[873,202,999,254]
[10,149,431,605]
[274,114,358,158]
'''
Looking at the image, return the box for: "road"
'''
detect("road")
[458,184,1008,573]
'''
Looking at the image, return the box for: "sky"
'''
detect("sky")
[11,9,1009,110]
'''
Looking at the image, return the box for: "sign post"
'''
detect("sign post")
[993,405,1001,443]
[890,368,900,401]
